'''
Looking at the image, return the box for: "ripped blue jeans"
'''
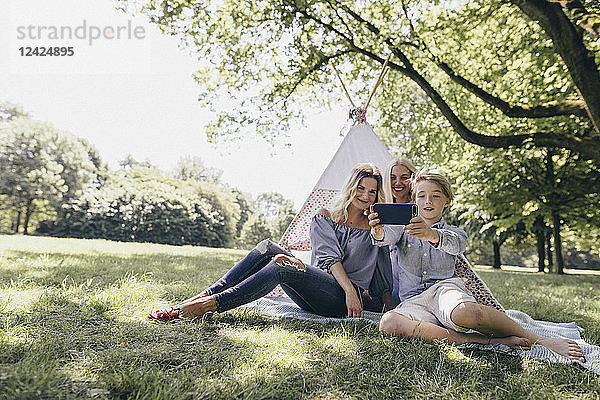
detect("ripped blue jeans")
[206,239,349,317]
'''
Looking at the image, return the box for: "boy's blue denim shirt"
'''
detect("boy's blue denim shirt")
[372,217,467,303]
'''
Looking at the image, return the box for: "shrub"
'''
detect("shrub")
[42,167,240,247]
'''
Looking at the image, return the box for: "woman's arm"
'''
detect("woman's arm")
[330,261,362,317]
[309,211,344,271]
[310,211,362,317]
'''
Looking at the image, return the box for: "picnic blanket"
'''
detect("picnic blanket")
[240,295,600,375]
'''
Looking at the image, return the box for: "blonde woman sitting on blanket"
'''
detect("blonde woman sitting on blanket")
[148,163,394,321]
[370,168,584,362]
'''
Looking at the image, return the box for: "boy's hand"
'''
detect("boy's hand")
[404,216,439,243]
[367,205,384,240]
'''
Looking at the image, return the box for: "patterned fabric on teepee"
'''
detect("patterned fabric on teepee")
[455,254,504,311]
[278,188,337,251]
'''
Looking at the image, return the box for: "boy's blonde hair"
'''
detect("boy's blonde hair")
[330,163,383,223]
[410,169,454,202]
[383,157,417,203]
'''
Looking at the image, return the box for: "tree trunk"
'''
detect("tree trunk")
[14,208,22,233]
[492,240,502,269]
[551,210,565,274]
[535,230,546,272]
[546,229,554,271]
[533,215,546,272]
[23,198,34,235]
[545,149,558,273]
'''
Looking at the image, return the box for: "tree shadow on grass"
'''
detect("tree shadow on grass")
[1,293,599,400]
[475,270,600,343]
[2,247,599,398]
[0,249,240,289]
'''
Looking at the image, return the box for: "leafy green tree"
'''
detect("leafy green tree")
[0,118,98,234]
[239,214,272,249]
[256,192,296,240]
[119,154,156,170]
[231,189,254,239]
[118,0,600,159]
[446,145,600,273]
[0,101,29,123]
[188,177,240,247]
[256,192,287,221]
[174,155,223,185]
[46,166,241,247]
[232,192,296,247]
[272,200,296,241]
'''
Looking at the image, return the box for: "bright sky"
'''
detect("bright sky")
[0,0,353,208]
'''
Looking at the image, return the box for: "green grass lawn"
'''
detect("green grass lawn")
[0,235,599,399]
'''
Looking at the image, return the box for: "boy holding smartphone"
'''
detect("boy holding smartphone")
[369,170,585,363]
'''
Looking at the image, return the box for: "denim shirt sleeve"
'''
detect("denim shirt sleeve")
[310,214,343,271]
[432,226,467,255]
[371,225,404,247]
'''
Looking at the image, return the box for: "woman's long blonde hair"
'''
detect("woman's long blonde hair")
[382,157,417,203]
[330,163,383,224]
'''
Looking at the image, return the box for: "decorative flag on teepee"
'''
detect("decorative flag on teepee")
[279,122,393,252]
[279,57,393,255]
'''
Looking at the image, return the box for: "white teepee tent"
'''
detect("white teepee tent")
[279,122,392,254]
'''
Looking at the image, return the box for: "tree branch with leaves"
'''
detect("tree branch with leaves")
[119,0,600,159]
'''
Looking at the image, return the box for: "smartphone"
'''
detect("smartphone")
[372,203,418,225]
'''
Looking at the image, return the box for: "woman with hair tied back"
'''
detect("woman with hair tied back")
[382,157,417,205]
[381,157,418,304]
[148,163,395,321]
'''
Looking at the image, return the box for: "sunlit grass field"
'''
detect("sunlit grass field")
[1,235,599,399]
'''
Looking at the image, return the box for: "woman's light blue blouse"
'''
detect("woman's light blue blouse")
[309,214,383,290]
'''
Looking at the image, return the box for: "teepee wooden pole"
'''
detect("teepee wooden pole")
[331,62,356,108]
[364,55,391,111]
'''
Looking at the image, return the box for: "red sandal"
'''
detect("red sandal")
[148,306,180,321]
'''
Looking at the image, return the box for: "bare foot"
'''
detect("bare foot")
[180,290,210,306]
[538,338,585,363]
[490,336,531,350]
[179,296,217,319]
